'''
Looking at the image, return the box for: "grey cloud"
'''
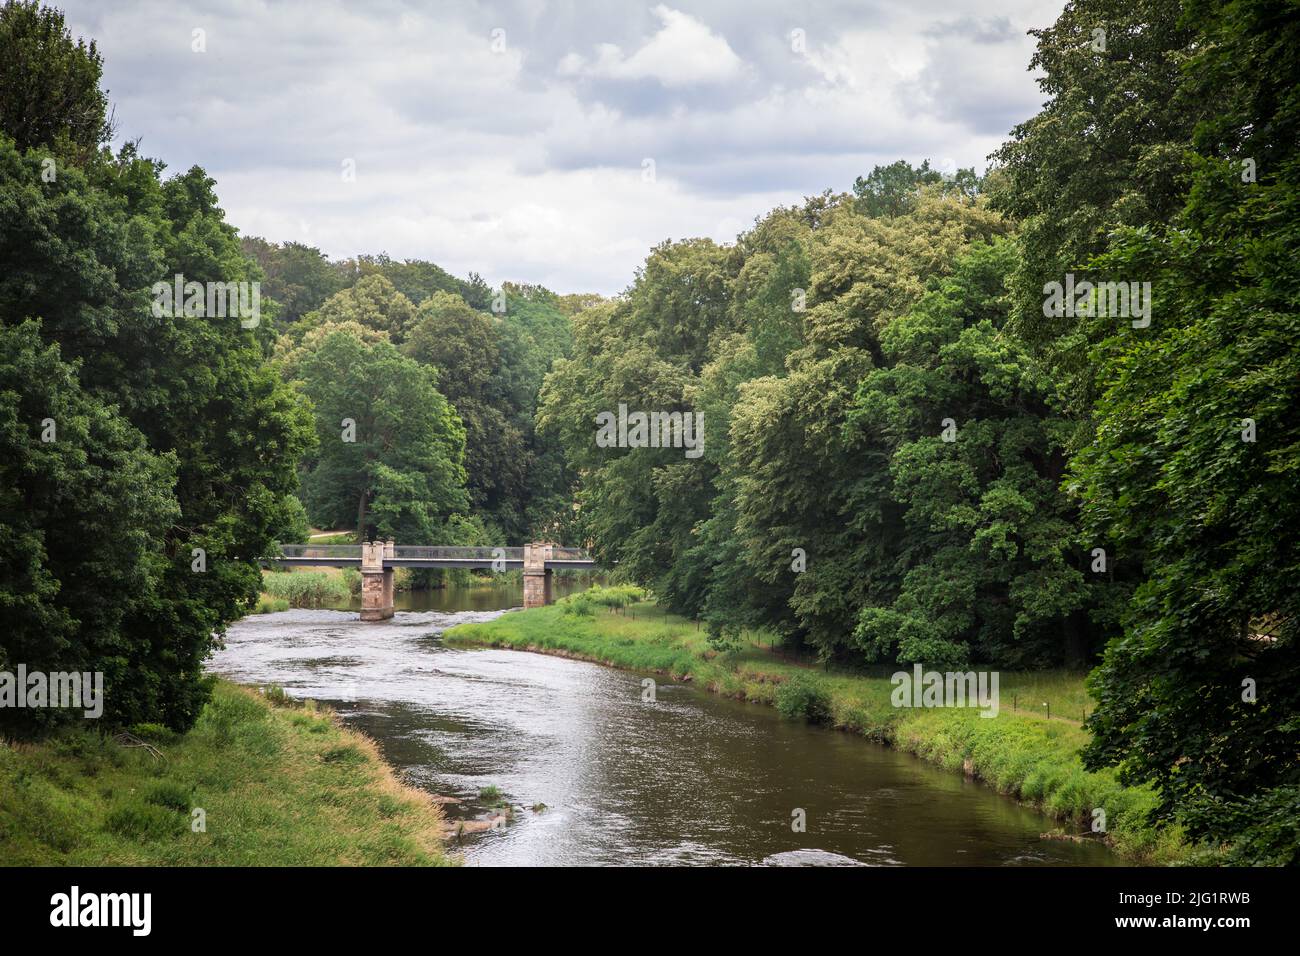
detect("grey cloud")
[54,0,1060,294]
[923,16,1022,43]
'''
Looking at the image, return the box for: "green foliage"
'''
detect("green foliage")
[537,234,742,611]
[293,329,467,541]
[842,239,1118,668]
[253,595,290,614]
[404,292,517,525]
[143,780,192,813]
[279,496,312,544]
[0,1,110,159]
[240,237,348,328]
[128,722,178,744]
[299,273,417,343]
[0,321,176,735]
[853,159,981,218]
[279,277,574,544]
[1071,0,1300,845]
[559,592,595,617]
[103,802,187,841]
[774,674,833,724]
[260,572,350,609]
[344,252,492,311]
[0,87,314,731]
[1181,785,1300,867]
[724,190,1012,659]
[988,0,1205,418]
[582,584,646,609]
[339,567,362,595]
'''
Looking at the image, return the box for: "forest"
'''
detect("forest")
[535,0,1299,859]
[0,0,1296,864]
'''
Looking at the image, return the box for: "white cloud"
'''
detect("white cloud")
[54,0,1066,296]
[557,5,745,87]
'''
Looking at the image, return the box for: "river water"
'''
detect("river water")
[210,592,1118,867]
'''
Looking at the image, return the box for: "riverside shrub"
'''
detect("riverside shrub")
[775,674,833,724]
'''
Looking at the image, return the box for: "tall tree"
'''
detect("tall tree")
[538,238,736,606]
[296,273,417,343]
[988,0,1205,422]
[240,237,347,328]
[0,0,110,159]
[0,5,314,730]
[729,189,1010,659]
[1074,0,1300,861]
[403,291,521,537]
[845,240,1115,668]
[0,321,176,735]
[296,330,467,541]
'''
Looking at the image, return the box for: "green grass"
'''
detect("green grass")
[307,531,359,545]
[0,681,454,866]
[253,594,290,614]
[445,599,1190,864]
[260,570,351,608]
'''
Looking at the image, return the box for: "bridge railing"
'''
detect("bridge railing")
[267,544,592,563]
[392,546,524,561]
[549,547,591,561]
[274,543,363,559]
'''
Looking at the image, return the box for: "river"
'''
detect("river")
[210,588,1119,867]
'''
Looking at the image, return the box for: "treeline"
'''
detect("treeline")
[542,0,1297,860]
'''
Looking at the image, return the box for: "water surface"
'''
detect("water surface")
[211,601,1118,867]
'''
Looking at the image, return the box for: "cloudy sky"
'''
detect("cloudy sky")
[59,0,1063,295]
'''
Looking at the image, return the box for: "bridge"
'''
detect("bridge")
[261,541,596,620]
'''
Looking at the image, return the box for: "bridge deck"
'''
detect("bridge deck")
[260,544,595,570]
[264,557,596,569]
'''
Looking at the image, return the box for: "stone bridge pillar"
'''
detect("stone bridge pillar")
[360,540,394,621]
[522,541,554,609]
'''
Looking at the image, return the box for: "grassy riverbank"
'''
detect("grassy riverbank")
[0,681,454,866]
[445,599,1193,864]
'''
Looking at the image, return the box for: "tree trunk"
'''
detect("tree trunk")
[356,489,369,541]
[1063,610,1088,668]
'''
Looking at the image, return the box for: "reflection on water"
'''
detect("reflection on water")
[327,576,591,613]
[210,600,1119,867]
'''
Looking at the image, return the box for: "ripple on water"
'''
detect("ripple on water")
[209,606,1122,868]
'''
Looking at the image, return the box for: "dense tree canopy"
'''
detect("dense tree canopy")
[298,273,417,343]
[1068,0,1300,856]
[239,237,347,328]
[0,321,175,735]
[295,330,467,542]
[845,239,1116,669]
[277,275,577,544]
[0,2,313,731]
[988,0,1207,420]
[0,0,110,159]
[343,252,493,312]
